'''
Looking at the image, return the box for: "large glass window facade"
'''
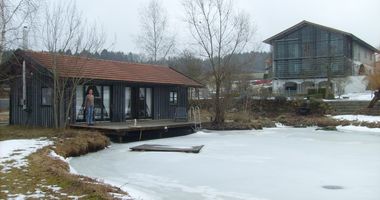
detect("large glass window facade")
[273,25,346,79]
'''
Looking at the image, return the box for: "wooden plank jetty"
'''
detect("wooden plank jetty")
[70,120,199,142]
[130,144,204,153]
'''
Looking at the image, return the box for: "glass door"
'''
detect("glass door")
[125,87,132,119]
[75,85,84,120]
[102,86,111,120]
[75,85,111,122]
[88,85,102,121]
[138,87,152,119]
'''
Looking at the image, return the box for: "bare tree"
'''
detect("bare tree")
[0,0,40,64]
[137,0,175,63]
[183,0,255,125]
[41,0,105,128]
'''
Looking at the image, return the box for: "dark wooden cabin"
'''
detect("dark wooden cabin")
[2,50,202,128]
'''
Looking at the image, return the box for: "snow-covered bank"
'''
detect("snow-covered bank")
[0,138,52,172]
[339,91,374,101]
[70,128,380,200]
[322,91,375,101]
[336,125,380,133]
[332,115,380,123]
[335,91,374,101]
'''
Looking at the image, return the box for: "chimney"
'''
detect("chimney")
[22,26,28,50]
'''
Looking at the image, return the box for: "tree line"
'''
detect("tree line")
[47,49,270,83]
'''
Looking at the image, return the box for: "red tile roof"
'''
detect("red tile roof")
[22,51,202,87]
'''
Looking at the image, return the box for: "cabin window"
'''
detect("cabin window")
[275,41,286,59]
[331,63,340,73]
[288,41,299,58]
[169,91,178,105]
[76,85,84,119]
[288,61,301,75]
[138,87,152,118]
[41,87,53,106]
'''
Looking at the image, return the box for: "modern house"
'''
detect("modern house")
[2,50,202,128]
[264,20,379,95]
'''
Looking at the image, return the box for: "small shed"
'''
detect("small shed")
[1,50,202,127]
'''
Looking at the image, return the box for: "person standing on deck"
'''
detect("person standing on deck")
[84,89,95,125]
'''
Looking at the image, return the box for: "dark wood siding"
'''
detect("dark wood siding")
[153,86,169,119]
[111,82,125,122]
[153,86,188,120]
[7,53,193,128]
[10,69,189,127]
[10,67,54,127]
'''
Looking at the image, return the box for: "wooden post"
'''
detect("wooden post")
[139,130,143,141]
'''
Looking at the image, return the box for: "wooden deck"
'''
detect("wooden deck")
[130,144,204,153]
[70,120,198,142]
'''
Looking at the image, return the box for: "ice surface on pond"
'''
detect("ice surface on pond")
[69,127,380,200]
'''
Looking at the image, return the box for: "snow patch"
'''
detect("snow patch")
[8,188,46,200]
[67,195,87,199]
[327,90,375,101]
[332,115,380,123]
[0,138,52,172]
[109,192,133,200]
[43,185,62,193]
[48,150,78,174]
[343,76,368,94]
[48,150,67,162]
[336,125,380,133]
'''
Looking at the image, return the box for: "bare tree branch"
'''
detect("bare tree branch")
[136,0,175,63]
[41,0,106,128]
[0,0,40,64]
[183,0,256,125]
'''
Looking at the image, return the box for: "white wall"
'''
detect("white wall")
[341,76,368,94]
[272,76,367,95]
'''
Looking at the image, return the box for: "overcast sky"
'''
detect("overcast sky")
[74,0,380,53]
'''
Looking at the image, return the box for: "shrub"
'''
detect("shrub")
[274,96,287,104]
[367,72,380,91]
[55,130,110,158]
[308,88,327,99]
[308,98,332,115]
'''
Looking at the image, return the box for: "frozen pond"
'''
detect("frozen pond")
[69,127,380,200]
